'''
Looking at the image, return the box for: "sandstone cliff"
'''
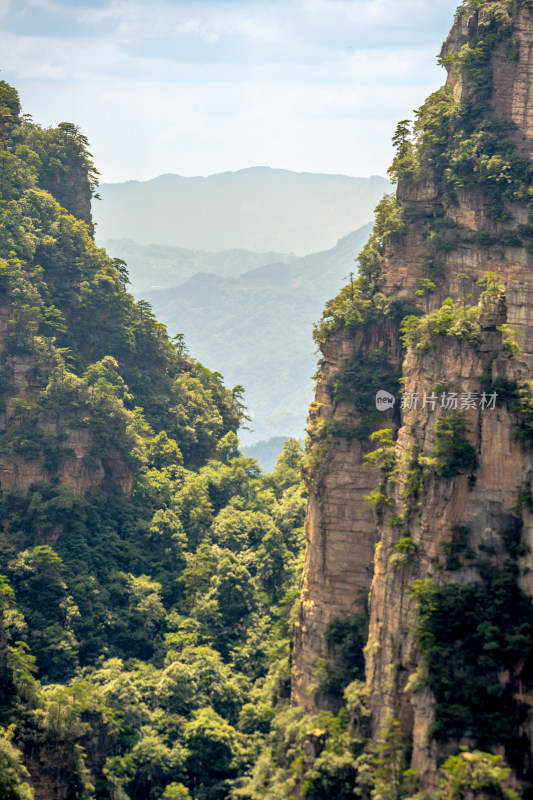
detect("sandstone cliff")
[292,0,533,793]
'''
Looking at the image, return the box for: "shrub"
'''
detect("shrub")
[433,413,476,478]
[436,750,519,800]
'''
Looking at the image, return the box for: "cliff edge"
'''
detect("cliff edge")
[292,1,533,794]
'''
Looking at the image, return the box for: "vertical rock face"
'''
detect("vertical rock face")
[366,321,531,789]
[443,2,533,156]
[292,322,402,708]
[292,0,533,792]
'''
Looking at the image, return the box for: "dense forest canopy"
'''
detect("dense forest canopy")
[0,79,314,800]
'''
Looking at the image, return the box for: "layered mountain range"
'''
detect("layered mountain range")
[93,170,390,257]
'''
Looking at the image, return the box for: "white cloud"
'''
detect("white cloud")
[210,11,286,44]
[173,19,220,42]
[0,31,125,80]
[1,0,458,181]
[10,38,445,181]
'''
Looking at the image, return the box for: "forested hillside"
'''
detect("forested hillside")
[0,75,465,800]
[0,81,313,800]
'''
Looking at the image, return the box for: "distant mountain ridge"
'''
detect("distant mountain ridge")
[101,238,295,296]
[94,167,390,256]
[106,224,373,443]
[99,167,389,443]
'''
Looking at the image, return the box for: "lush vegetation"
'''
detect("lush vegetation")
[2,24,531,794]
[326,349,401,441]
[0,78,433,800]
[0,80,312,800]
[390,0,533,223]
[412,518,533,775]
[312,195,418,345]
[436,750,520,800]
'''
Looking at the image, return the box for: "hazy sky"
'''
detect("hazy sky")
[1,0,459,183]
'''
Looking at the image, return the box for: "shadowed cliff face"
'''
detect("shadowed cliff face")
[292,0,533,793]
[291,320,402,709]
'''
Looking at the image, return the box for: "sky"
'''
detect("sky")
[0,0,460,183]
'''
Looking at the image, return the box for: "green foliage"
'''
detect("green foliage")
[390,2,533,222]
[389,536,417,569]
[0,83,314,800]
[24,120,100,209]
[511,380,533,445]
[184,706,245,789]
[163,784,192,800]
[433,412,477,478]
[0,84,245,470]
[328,350,401,439]
[436,750,519,800]
[414,278,436,312]
[401,297,481,352]
[481,377,533,447]
[0,435,307,797]
[440,525,475,570]
[234,697,370,800]
[370,716,408,800]
[264,438,303,497]
[364,429,397,515]
[411,529,533,763]
[322,612,368,695]
[0,727,33,800]
[301,750,360,800]
[313,195,417,344]
[364,429,396,476]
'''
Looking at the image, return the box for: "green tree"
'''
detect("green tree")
[434,412,476,477]
[148,431,183,470]
[415,277,436,313]
[437,750,519,800]
[0,727,33,800]
[371,716,406,800]
[184,707,243,784]
[256,525,291,602]
[265,438,303,498]
[162,783,191,800]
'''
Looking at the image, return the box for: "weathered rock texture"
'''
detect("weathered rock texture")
[367,321,530,792]
[0,330,133,502]
[292,322,401,706]
[292,1,533,794]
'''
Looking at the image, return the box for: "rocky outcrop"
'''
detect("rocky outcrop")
[292,322,401,708]
[21,712,113,800]
[0,356,133,501]
[0,311,133,502]
[367,317,529,791]
[441,2,533,158]
[292,0,533,793]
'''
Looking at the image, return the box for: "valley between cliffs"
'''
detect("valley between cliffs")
[5,2,533,800]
